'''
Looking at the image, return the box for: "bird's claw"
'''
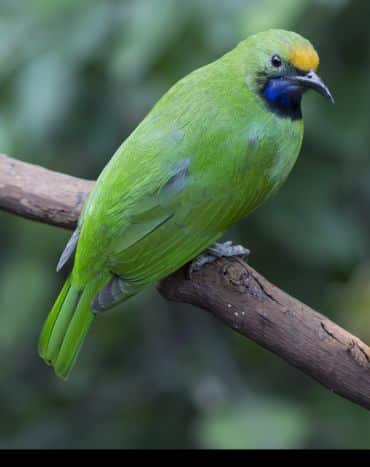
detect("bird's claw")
[208,241,250,258]
[188,241,250,277]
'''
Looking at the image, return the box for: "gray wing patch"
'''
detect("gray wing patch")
[92,275,128,313]
[160,158,190,199]
[56,228,80,272]
[130,157,191,220]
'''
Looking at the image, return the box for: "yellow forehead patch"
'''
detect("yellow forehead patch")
[289,46,319,72]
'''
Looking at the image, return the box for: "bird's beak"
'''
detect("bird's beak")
[291,70,334,103]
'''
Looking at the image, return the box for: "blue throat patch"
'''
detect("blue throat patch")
[262,78,303,120]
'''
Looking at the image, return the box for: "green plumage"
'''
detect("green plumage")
[38,30,325,379]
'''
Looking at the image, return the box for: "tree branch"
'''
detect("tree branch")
[1,153,370,411]
[0,154,94,229]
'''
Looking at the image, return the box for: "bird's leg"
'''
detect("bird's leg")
[188,241,250,276]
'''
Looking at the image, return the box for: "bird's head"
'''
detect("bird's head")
[239,29,334,119]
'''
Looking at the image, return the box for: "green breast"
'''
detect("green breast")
[229,111,304,223]
[264,115,304,193]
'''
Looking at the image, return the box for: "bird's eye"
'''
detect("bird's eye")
[271,54,282,68]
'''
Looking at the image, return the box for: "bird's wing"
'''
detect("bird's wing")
[72,136,221,281]
[73,65,246,289]
[110,157,190,254]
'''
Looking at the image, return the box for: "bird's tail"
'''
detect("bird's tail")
[38,275,104,380]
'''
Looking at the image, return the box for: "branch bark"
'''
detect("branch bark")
[0,154,94,229]
[1,153,370,410]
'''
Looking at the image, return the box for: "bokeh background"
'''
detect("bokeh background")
[0,0,370,449]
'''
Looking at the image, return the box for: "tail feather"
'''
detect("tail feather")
[38,277,72,364]
[44,286,82,365]
[38,275,105,380]
[54,283,96,378]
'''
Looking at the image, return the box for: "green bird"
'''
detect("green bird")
[38,29,333,379]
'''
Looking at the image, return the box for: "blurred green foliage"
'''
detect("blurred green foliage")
[0,0,370,448]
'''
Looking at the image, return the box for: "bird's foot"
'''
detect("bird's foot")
[188,241,250,276]
[207,241,250,259]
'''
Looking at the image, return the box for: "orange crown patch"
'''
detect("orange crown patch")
[289,46,319,72]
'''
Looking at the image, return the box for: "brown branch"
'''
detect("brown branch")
[0,154,94,229]
[1,153,370,410]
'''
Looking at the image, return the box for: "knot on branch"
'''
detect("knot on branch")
[347,340,370,367]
